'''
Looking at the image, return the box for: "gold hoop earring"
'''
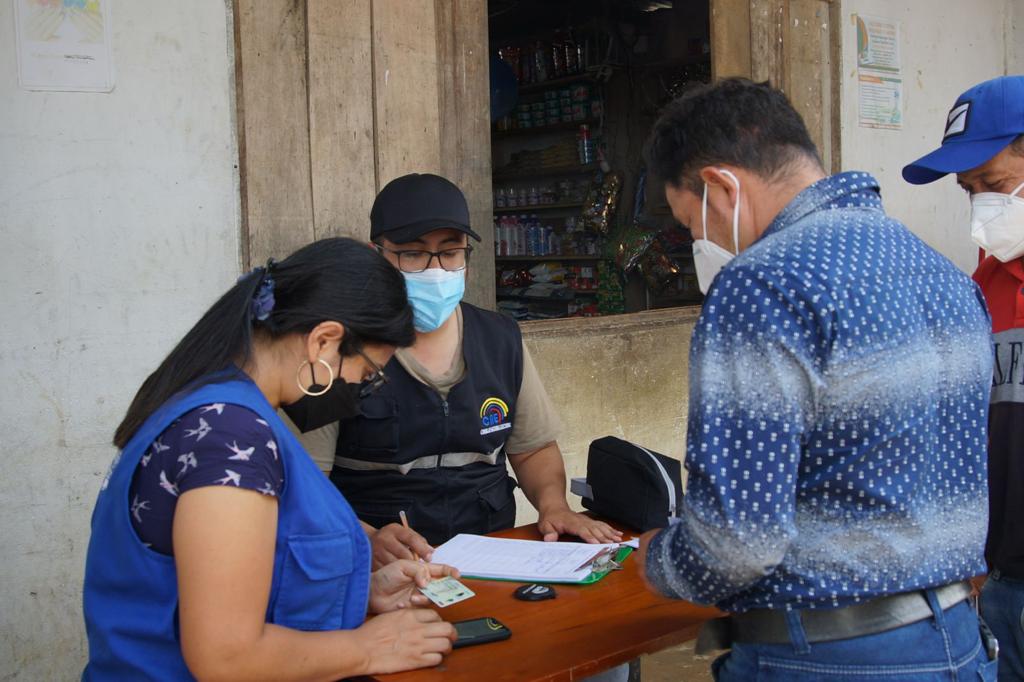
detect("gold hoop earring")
[296,357,335,397]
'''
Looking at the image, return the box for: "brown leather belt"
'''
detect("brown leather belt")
[695,581,973,653]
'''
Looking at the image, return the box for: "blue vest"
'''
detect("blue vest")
[331,303,524,545]
[83,376,371,681]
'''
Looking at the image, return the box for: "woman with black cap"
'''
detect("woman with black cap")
[83,238,457,681]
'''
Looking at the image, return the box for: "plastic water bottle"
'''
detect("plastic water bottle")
[520,215,533,256]
[505,216,515,256]
[578,124,594,165]
[546,225,559,255]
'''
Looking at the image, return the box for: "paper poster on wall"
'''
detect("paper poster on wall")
[858,72,903,130]
[855,14,902,130]
[856,15,901,73]
[14,0,115,92]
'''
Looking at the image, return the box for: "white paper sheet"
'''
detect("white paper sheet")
[855,15,903,130]
[14,0,116,92]
[432,534,634,583]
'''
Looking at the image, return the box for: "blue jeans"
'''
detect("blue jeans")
[712,591,997,681]
[981,572,1024,681]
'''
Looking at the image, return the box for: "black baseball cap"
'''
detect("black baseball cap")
[370,173,481,244]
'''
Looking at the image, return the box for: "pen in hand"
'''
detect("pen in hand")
[399,510,421,562]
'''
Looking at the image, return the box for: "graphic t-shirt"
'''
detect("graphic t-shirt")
[974,255,1024,579]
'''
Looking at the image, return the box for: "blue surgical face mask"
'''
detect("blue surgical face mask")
[403,268,465,332]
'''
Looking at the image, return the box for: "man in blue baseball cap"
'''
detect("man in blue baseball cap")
[904,75,1024,682]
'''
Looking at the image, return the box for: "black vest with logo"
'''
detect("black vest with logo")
[330,303,524,546]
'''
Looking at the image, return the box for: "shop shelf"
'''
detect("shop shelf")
[492,163,599,182]
[516,71,598,95]
[492,119,599,139]
[496,290,599,301]
[495,254,602,262]
[493,202,585,215]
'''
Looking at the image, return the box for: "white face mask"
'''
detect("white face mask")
[693,169,741,294]
[971,181,1024,262]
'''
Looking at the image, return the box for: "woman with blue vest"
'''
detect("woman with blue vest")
[83,238,458,680]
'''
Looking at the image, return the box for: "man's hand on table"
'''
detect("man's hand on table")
[537,506,623,543]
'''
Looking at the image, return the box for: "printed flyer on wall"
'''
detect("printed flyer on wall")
[14,0,115,92]
[855,14,903,130]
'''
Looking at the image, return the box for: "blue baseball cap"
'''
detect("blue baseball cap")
[903,75,1024,185]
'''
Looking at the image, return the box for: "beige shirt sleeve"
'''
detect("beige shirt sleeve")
[278,410,338,474]
[505,341,563,454]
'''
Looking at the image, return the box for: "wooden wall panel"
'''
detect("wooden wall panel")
[827,0,841,173]
[710,0,752,79]
[235,0,314,265]
[307,0,376,240]
[711,0,840,171]
[750,0,786,87]
[435,0,494,308]
[786,0,833,168]
[371,0,442,186]
[236,0,494,303]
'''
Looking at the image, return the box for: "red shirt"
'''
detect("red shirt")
[974,255,1024,578]
[974,255,1024,333]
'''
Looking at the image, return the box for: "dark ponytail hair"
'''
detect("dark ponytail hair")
[113,237,414,449]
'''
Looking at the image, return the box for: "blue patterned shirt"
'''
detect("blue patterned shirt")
[646,171,993,613]
[128,403,283,555]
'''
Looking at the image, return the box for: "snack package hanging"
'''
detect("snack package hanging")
[582,172,621,235]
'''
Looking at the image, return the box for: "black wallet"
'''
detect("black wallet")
[581,436,683,532]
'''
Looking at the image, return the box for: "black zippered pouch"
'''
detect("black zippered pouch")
[581,436,683,532]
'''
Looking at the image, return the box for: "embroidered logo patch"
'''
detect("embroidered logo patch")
[943,101,970,140]
[479,397,512,435]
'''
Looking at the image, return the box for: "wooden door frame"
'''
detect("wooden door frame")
[711,0,842,172]
[230,0,495,307]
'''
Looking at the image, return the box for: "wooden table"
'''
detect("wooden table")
[356,523,721,682]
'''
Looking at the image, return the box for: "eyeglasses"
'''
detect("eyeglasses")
[375,244,473,274]
[356,349,389,398]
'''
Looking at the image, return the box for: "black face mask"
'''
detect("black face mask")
[282,378,363,433]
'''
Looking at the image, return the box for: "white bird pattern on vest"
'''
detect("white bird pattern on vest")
[127,403,284,556]
[216,470,242,486]
[227,441,255,461]
[177,452,198,477]
[184,417,212,441]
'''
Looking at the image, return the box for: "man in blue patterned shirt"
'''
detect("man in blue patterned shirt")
[640,78,996,680]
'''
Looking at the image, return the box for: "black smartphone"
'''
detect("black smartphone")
[452,617,512,649]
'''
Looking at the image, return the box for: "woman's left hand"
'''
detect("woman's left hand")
[368,560,461,614]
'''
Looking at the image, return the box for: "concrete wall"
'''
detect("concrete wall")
[513,308,700,521]
[839,0,1018,274]
[0,2,239,678]
[1010,0,1024,74]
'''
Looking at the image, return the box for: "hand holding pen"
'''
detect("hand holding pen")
[366,510,435,569]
